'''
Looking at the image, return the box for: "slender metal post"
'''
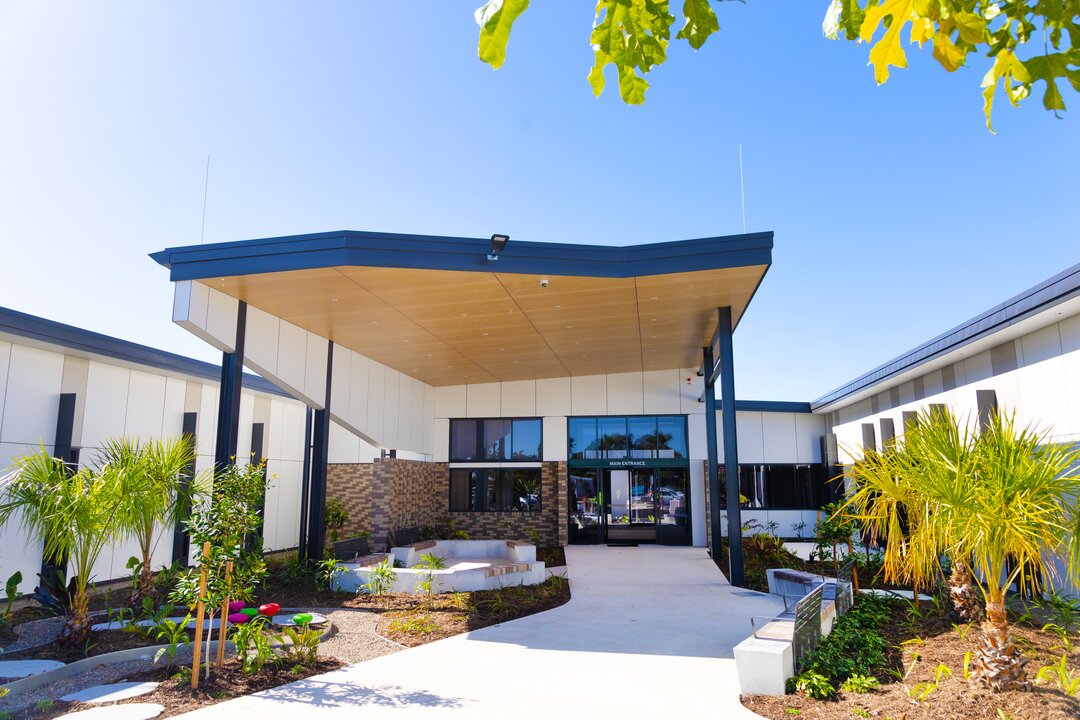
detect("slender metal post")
[298,407,313,559]
[214,302,247,469]
[172,411,198,565]
[305,342,333,561]
[703,346,722,562]
[718,306,744,587]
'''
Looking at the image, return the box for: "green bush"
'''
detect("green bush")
[840,673,880,693]
[789,671,837,700]
[802,594,897,684]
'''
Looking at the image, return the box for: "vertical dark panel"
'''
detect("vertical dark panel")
[305,342,333,561]
[298,407,313,558]
[214,302,247,469]
[902,411,919,433]
[718,306,743,587]
[976,390,999,431]
[861,423,877,453]
[41,393,78,583]
[879,418,896,448]
[250,422,266,546]
[703,345,721,561]
[171,411,198,565]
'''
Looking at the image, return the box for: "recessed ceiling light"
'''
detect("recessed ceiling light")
[427,353,432,357]
[499,347,505,351]
[650,296,657,301]
[482,332,489,336]
[651,317,657,322]
[565,325,572,329]
[371,321,378,326]
[554,305,561,310]
[330,298,338,303]
[461,313,468,318]
[402,339,409,343]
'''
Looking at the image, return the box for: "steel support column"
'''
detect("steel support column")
[171,411,198,565]
[703,345,722,561]
[214,302,247,469]
[305,342,333,561]
[718,306,744,587]
[41,393,78,589]
[298,407,313,559]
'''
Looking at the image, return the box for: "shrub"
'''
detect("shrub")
[840,673,880,693]
[364,559,395,596]
[324,498,349,543]
[802,594,897,683]
[790,671,837,700]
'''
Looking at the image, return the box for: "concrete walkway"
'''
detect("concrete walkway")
[174,545,783,719]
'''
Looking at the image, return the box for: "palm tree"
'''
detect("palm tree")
[0,450,124,646]
[843,407,1080,690]
[98,437,201,604]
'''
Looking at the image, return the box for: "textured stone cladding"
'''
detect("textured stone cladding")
[327,463,373,540]
[328,459,568,549]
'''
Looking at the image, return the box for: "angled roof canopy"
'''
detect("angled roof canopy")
[152,230,773,387]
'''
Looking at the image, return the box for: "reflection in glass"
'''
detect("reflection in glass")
[598,417,628,458]
[629,470,656,524]
[510,469,541,511]
[628,416,658,459]
[450,420,479,461]
[657,416,686,459]
[657,468,688,531]
[483,419,511,460]
[568,417,598,460]
[511,419,542,460]
[568,469,600,543]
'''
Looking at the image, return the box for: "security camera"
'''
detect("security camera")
[540,278,549,288]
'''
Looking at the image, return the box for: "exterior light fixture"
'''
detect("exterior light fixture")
[488,233,509,261]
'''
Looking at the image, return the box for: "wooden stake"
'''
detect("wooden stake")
[191,541,211,690]
[216,561,232,668]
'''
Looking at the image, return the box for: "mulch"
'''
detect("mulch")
[744,609,1080,719]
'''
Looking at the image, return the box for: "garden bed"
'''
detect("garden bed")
[1,627,196,663]
[743,595,1080,720]
[10,656,344,719]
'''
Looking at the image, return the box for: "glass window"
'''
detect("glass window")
[628,416,658,459]
[510,469,542,511]
[511,419,542,460]
[568,417,597,460]
[450,419,479,462]
[483,419,511,460]
[657,416,686,459]
[598,417,627,458]
[719,463,834,510]
[484,468,500,509]
[450,469,479,511]
[764,464,798,508]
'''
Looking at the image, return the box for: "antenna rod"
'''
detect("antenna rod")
[200,153,211,244]
[738,144,747,234]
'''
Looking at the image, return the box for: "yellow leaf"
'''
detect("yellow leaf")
[910,17,934,47]
[860,0,916,84]
[932,32,966,72]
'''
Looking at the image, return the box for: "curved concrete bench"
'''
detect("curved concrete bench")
[334,539,546,594]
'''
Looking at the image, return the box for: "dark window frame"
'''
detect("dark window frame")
[568,414,688,462]
[448,417,543,462]
[718,463,836,510]
[449,467,543,513]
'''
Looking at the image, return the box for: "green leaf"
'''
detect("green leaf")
[1023,51,1080,111]
[677,0,719,50]
[589,0,676,104]
[952,12,987,45]
[981,48,1032,131]
[476,0,531,70]
[932,31,966,71]
[860,0,915,84]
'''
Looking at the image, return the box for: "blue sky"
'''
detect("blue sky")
[0,1,1076,402]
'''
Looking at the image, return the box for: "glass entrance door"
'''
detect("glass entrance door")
[656,468,691,545]
[605,469,655,542]
[568,465,692,545]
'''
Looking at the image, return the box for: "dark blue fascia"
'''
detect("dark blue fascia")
[812,261,1080,411]
[0,305,288,398]
[150,229,773,282]
[717,400,812,414]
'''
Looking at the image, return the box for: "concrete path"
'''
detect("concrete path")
[174,545,783,719]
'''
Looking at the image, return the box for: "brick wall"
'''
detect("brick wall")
[325,458,568,549]
[327,463,373,540]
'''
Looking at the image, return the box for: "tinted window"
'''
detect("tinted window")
[450,419,479,461]
[510,469,542,511]
[511,419,542,460]
[569,417,598,460]
[657,416,686,459]
[483,419,511,460]
[598,417,627,457]
[628,416,658,459]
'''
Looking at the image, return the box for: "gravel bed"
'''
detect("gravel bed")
[0,616,66,653]
[313,608,403,665]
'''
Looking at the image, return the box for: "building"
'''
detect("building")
[1,231,1076,594]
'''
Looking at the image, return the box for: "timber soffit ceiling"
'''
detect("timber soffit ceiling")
[151,230,773,387]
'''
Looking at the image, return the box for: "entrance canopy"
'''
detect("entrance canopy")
[151,230,772,387]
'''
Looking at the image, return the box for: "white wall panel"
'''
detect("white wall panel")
[571,375,606,415]
[162,377,187,438]
[690,461,706,547]
[795,414,825,464]
[536,377,571,416]
[643,370,680,414]
[680,368,704,415]
[501,380,536,417]
[244,306,280,377]
[236,392,255,463]
[422,385,434,454]
[0,341,10,443]
[606,372,643,415]
[736,411,765,464]
[761,412,798,464]
[432,419,450,462]
[1020,324,1063,367]
[331,344,352,418]
[329,421,361,464]
[80,362,129,449]
[366,363,386,442]
[197,384,218,459]
[124,371,168,440]
[304,333,329,406]
[205,288,239,351]
[466,382,501,418]
[963,351,993,384]
[543,416,568,461]
[382,370,401,448]
[0,345,64,448]
[434,385,467,419]
[276,321,308,399]
[687,413,707,461]
[278,401,307,463]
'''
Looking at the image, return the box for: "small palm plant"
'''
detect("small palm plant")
[0,450,124,646]
[100,437,203,604]
[843,407,1080,691]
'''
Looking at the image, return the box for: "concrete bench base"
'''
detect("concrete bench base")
[734,638,793,696]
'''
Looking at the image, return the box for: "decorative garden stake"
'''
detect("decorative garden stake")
[216,560,232,668]
[191,541,210,689]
